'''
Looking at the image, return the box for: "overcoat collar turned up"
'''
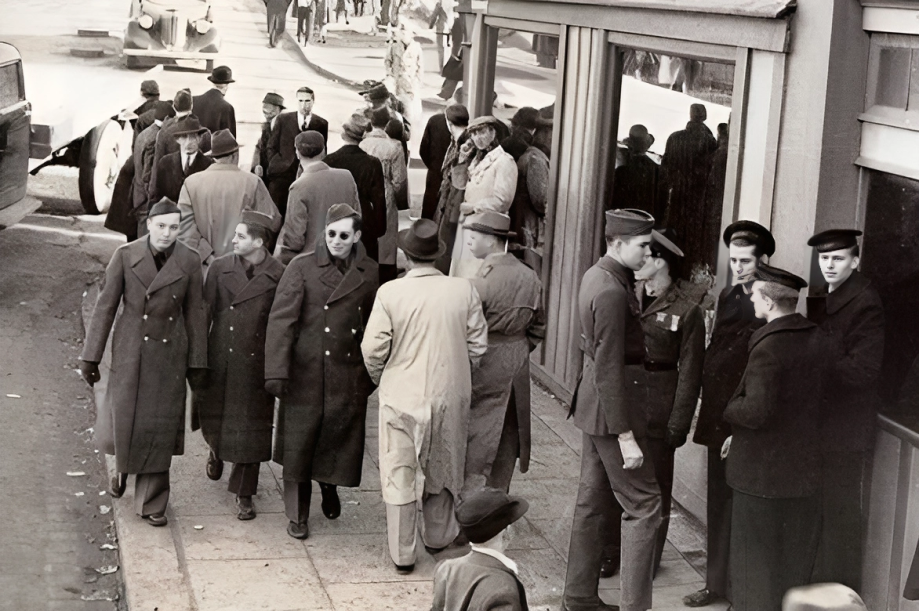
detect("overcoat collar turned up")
[314,240,373,304]
[130,237,192,295]
[220,250,285,305]
[815,270,873,315]
[748,312,816,352]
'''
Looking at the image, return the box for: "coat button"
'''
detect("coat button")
[144,336,149,341]
[163,339,168,343]
[325,350,330,356]
[169,317,173,321]
[172,295,176,300]
[230,326,234,331]
[229,348,233,353]
[325,327,330,333]
[146,295,150,301]
[324,305,329,310]
[230,306,234,310]
[143,315,148,320]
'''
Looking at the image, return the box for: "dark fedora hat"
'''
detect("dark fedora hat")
[208,65,235,84]
[397,219,446,261]
[623,124,654,152]
[359,81,390,101]
[723,220,776,257]
[463,211,516,239]
[206,129,242,158]
[262,92,285,109]
[456,488,529,544]
[172,116,207,137]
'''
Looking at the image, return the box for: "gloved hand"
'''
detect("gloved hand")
[665,428,688,449]
[80,361,101,387]
[721,435,732,460]
[265,379,289,397]
[187,368,208,391]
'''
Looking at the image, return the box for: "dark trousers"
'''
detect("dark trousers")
[438,79,459,101]
[268,175,294,219]
[283,479,338,524]
[811,451,869,591]
[228,463,260,498]
[134,471,170,517]
[487,397,520,493]
[563,433,662,611]
[297,7,314,38]
[730,491,820,611]
[703,446,733,598]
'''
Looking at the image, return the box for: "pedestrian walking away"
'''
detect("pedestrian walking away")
[194,65,237,137]
[361,219,487,572]
[79,199,207,527]
[192,211,285,521]
[462,211,545,495]
[266,204,379,540]
[267,0,291,47]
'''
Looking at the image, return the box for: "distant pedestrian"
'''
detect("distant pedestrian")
[334,0,349,23]
[194,66,237,137]
[612,124,661,220]
[438,13,464,101]
[266,204,379,539]
[150,89,195,195]
[152,117,213,204]
[295,0,316,44]
[80,199,207,527]
[267,0,290,46]
[428,0,449,71]
[362,219,487,573]
[359,81,411,159]
[251,93,285,180]
[386,23,423,151]
[193,211,285,521]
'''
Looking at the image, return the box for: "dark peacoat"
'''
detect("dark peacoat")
[723,313,823,498]
[432,552,529,611]
[193,251,285,464]
[81,238,207,474]
[323,144,387,261]
[420,111,452,220]
[806,270,885,453]
[266,111,329,209]
[265,242,379,486]
[151,150,213,204]
[193,88,237,136]
[693,281,764,448]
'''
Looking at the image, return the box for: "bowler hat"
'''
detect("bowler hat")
[148,197,180,218]
[445,103,469,127]
[723,220,776,257]
[463,211,516,238]
[605,208,655,239]
[398,219,446,261]
[326,203,360,226]
[141,79,160,96]
[173,89,193,113]
[359,81,390,101]
[807,229,862,253]
[754,263,808,291]
[456,488,529,544]
[262,92,285,109]
[206,129,241,158]
[623,124,654,152]
[208,65,235,84]
[241,209,282,234]
[172,116,207,137]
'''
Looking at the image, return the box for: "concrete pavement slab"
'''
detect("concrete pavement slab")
[505,516,554,552]
[527,517,573,560]
[305,532,437,584]
[514,547,569,607]
[305,490,389,536]
[325,581,434,611]
[178,514,309,561]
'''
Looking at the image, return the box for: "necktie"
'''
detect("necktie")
[183,155,190,175]
[301,120,308,132]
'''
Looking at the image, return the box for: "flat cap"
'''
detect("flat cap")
[295,130,325,157]
[466,115,502,132]
[605,208,655,238]
[262,92,285,109]
[463,211,516,238]
[456,488,529,544]
[445,103,469,127]
[173,88,193,113]
[140,79,160,96]
[241,210,281,234]
[754,263,807,291]
[326,203,360,226]
[148,197,180,218]
[807,229,862,253]
[723,220,776,257]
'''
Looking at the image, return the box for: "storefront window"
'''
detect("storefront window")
[611,51,734,284]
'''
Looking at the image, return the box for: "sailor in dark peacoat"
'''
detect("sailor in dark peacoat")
[420,110,453,220]
[265,206,379,537]
[266,110,329,209]
[152,149,213,204]
[193,88,237,137]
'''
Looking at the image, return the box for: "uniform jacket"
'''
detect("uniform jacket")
[420,112,452,220]
[693,281,764,447]
[266,243,379,485]
[571,256,647,437]
[177,163,279,265]
[432,552,529,611]
[629,282,705,438]
[133,122,160,209]
[324,144,388,261]
[266,111,329,179]
[81,238,207,474]
[724,313,822,498]
[193,88,237,136]
[360,130,406,265]
[152,150,213,204]
[468,253,545,476]
[193,251,285,464]
[806,270,885,453]
[274,161,360,264]
[361,267,488,505]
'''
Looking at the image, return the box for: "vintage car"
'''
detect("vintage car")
[123,0,220,70]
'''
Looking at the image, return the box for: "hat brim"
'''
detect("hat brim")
[651,229,684,257]
[208,76,236,84]
[623,135,654,149]
[397,228,447,261]
[463,222,517,239]
[206,144,242,157]
[464,496,530,544]
[173,128,208,137]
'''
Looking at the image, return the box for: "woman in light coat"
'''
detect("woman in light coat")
[450,115,518,278]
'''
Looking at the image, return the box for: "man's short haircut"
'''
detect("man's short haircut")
[605,233,648,248]
[730,237,763,258]
[345,215,363,233]
[758,281,800,311]
[241,222,271,245]
[370,106,391,129]
[297,86,315,97]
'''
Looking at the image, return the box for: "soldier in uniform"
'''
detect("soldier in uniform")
[806,229,884,590]
[602,229,705,577]
[462,211,545,495]
[684,220,775,608]
[193,211,285,521]
[562,209,662,611]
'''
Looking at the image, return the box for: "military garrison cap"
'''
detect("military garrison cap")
[605,208,655,238]
[241,210,281,234]
[148,198,180,218]
[754,263,807,291]
[326,203,360,227]
[807,229,862,253]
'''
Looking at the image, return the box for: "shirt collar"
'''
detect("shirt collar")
[299,111,312,127]
[471,546,518,575]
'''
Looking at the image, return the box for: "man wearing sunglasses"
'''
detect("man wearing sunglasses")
[265,204,380,540]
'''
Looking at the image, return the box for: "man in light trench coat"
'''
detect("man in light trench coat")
[80,199,208,527]
[462,211,545,494]
[361,218,488,573]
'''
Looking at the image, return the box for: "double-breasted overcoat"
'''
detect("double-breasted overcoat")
[265,242,379,486]
[193,251,285,464]
[324,144,388,262]
[82,238,207,474]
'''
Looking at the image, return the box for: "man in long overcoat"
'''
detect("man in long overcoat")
[178,130,279,270]
[362,219,488,572]
[462,212,545,494]
[612,125,661,220]
[80,199,207,526]
[132,101,172,216]
[562,209,662,611]
[805,229,885,590]
[723,265,823,611]
[193,211,285,521]
[324,115,387,262]
[251,93,285,181]
[152,117,213,204]
[266,204,379,539]
[432,105,469,274]
[419,105,455,220]
[193,66,237,137]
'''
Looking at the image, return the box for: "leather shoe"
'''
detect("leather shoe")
[600,555,620,578]
[287,521,309,539]
[683,589,719,608]
[394,562,415,574]
[110,473,127,498]
[206,450,223,481]
[143,513,168,527]
[319,483,340,520]
[236,496,256,521]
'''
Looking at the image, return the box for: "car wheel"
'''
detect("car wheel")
[78,120,132,215]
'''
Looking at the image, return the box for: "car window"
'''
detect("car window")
[0,62,24,109]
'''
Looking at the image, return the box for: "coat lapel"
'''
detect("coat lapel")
[328,243,372,304]
[232,253,284,305]
[825,271,871,315]
[146,244,187,296]
[129,238,158,289]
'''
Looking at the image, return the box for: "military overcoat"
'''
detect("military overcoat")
[265,242,379,486]
[82,238,207,474]
[193,251,285,464]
